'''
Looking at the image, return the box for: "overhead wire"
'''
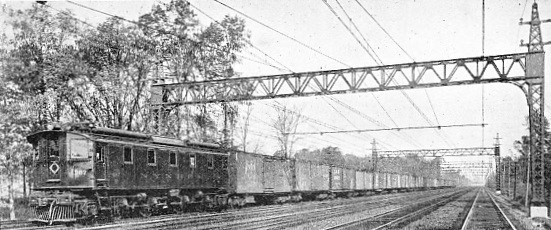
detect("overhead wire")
[212,0,350,67]
[351,0,458,148]
[205,0,419,150]
[211,0,429,149]
[191,2,386,152]
[323,0,451,148]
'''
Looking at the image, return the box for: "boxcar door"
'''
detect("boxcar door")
[263,159,276,193]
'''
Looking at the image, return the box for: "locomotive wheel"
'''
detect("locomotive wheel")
[138,206,152,218]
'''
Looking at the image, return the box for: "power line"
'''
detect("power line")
[212,0,350,67]
[352,0,456,148]
[189,2,295,73]
[204,1,423,149]
[289,123,487,135]
[191,3,375,151]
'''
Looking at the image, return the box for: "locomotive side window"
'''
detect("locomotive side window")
[207,155,214,169]
[169,151,177,166]
[96,145,105,163]
[123,146,133,164]
[189,154,196,168]
[147,149,156,166]
[69,138,88,158]
[48,140,60,158]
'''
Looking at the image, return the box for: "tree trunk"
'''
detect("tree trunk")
[9,173,16,220]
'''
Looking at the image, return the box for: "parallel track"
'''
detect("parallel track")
[321,188,468,230]
[460,189,516,230]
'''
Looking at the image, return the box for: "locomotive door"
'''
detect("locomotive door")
[42,138,62,181]
[94,143,107,182]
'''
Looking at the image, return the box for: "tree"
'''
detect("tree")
[0,70,34,220]
[271,105,302,158]
[138,0,249,142]
[236,102,254,152]
[2,2,250,144]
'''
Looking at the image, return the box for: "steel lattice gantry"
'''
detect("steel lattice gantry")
[151,3,547,217]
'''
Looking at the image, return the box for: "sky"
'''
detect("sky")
[2,0,551,180]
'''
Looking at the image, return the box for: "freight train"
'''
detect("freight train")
[26,123,454,224]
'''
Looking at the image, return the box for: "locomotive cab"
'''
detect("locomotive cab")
[27,129,96,189]
[27,126,99,224]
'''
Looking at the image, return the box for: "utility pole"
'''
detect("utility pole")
[372,139,378,190]
[507,160,511,198]
[494,133,501,194]
[513,161,517,200]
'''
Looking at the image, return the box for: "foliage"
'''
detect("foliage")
[1,2,250,142]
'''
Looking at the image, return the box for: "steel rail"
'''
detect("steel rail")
[460,189,516,230]
[321,188,468,230]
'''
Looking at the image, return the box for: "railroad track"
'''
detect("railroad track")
[460,188,516,230]
[321,188,469,230]
[84,188,458,230]
[0,220,33,229]
[0,220,67,230]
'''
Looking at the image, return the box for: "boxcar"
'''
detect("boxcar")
[227,151,292,203]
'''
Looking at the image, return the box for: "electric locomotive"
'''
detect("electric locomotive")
[27,123,229,224]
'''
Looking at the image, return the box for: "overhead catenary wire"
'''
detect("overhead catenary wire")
[189,2,295,73]
[323,0,454,148]
[289,123,487,135]
[206,0,446,150]
[351,0,458,148]
[212,0,350,67]
[191,2,392,152]
[204,0,424,149]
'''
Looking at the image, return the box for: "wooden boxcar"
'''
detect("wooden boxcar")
[294,160,330,193]
[227,151,293,203]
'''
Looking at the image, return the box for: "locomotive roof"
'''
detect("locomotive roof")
[27,123,221,150]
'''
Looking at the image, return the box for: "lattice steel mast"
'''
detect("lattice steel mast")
[519,2,550,217]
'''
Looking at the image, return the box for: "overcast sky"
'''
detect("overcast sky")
[3,1,551,178]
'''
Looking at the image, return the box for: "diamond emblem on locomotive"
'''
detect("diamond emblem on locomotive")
[49,161,60,174]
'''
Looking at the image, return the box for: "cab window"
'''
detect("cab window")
[69,139,88,158]
[207,155,214,169]
[96,145,106,163]
[147,149,156,166]
[189,153,196,168]
[48,140,60,158]
[169,151,177,166]
[123,146,133,164]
